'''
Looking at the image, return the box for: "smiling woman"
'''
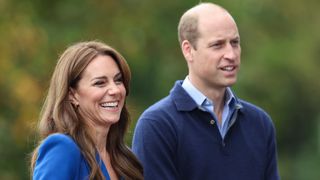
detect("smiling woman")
[69,55,127,128]
[30,41,143,180]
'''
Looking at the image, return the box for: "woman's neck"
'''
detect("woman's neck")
[94,126,119,180]
[95,125,109,153]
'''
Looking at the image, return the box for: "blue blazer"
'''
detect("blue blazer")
[33,133,110,180]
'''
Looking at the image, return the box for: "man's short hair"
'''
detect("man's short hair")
[178,3,228,50]
[178,12,199,49]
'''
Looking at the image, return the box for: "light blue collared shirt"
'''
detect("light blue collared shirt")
[182,76,237,138]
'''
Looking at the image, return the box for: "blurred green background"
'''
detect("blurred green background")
[0,0,319,179]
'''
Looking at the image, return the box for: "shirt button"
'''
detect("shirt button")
[210,120,215,125]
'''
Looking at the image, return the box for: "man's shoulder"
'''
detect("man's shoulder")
[239,99,267,114]
[148,95,174,110]
[143,80,195,115]
[141,95,176,118]
[238,99,273,124]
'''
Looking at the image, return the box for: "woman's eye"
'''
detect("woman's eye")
[115,78,123,85]
[93,81,105,86]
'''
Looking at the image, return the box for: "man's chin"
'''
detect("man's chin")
[225,79,237,87]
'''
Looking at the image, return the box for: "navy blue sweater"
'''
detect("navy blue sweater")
[132,81,279,180]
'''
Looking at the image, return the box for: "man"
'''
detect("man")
[132,2,280,180]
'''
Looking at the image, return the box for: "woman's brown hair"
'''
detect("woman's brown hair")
[30,41,143,179]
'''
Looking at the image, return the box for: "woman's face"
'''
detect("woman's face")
[71,55,126,127]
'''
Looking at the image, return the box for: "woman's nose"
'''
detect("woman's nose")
[107,83,121,95]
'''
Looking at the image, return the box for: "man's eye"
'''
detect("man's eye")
[231,40,240,46]
[210,43,223,49]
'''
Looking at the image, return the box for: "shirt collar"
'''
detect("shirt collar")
[182,76,237,108]
[225,87,235,107]
[182,76,206,106]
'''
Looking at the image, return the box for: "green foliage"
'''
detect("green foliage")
[0,0,319,179]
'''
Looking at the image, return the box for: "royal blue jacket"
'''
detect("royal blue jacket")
[132,80,280,180]
[33,133,110,180]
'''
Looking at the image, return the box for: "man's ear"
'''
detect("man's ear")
[68,88,79,106]
[181,40,194,63]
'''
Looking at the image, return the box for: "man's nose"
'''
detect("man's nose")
[223,44,238,60]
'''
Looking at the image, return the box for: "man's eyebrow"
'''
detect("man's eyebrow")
[233,36,240,40]
[207,39,224,46]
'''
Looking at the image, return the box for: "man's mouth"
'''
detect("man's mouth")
[220,65,236,72]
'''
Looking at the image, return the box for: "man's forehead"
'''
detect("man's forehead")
[189,3,226,14]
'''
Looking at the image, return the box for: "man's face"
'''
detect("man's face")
[188,9,241,91]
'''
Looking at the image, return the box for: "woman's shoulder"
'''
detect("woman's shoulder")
[34,133,84,179]
[41,133,77,146]
[37,133,82,162]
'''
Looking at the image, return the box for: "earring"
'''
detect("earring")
[70,101,79,108]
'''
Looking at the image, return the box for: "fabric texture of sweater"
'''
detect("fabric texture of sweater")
[132,80,279,180]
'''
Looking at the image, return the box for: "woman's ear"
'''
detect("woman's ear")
[68,88,79,106]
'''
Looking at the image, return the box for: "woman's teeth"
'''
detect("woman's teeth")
[101,102,118,108]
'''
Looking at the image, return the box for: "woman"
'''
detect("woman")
[30,41,143,180]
